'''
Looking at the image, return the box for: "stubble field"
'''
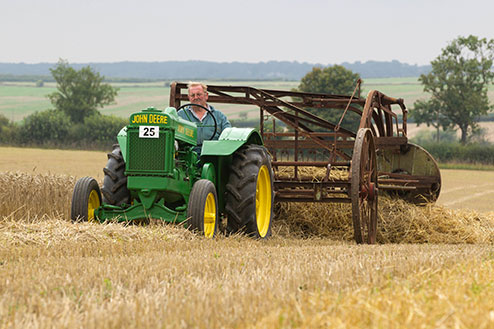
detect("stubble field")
[1,146,494,328]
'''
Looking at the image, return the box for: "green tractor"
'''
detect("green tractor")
[71,105,274,238]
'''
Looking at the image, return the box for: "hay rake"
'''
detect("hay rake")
[170,81,441,244]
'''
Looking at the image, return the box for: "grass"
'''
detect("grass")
[438,162,494,171]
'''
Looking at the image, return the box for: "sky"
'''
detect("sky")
[1,0,493,66]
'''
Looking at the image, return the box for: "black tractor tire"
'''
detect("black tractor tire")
[225,144,274,239]
[71,176,102,222]
[187,179,219,238]
[101,145,131,206]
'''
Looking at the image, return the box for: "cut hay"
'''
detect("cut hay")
[275,165,349,181]
[275,197,494,244]
[273,166,494,243]
[2,171,494,244]
[0,215,194,249]
[378,197,494,244]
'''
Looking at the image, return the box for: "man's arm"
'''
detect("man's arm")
[218,111,231,131]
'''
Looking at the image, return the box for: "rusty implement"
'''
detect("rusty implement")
[169,82,441,244]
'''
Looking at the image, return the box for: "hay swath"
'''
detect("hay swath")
[170,81,441,244]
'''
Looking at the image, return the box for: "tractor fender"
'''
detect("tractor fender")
[200,128,263,156]
[201,162,217,186]
[117,127,128,159]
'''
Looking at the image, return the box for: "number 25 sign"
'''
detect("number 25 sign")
[139,126,159,138]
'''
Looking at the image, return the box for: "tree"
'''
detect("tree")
[412,35,494,144]
[21,109,72,144]
[68,114,128,145]
[0,113,17,144]
[412,98,451,142]
[48,60,118,123]
[298,65,360,95]
[296,65,361,131]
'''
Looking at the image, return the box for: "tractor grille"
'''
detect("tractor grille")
[127,128,167,174]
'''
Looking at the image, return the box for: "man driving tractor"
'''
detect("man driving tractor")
[177,82,231,154]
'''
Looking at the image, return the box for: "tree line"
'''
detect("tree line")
[0,60,430,80]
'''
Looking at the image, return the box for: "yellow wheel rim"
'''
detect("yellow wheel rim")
[256,165,272,237]
[203,192,216,238]
[87,190,100,221]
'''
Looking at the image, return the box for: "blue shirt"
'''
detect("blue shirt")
[177,104,231,152]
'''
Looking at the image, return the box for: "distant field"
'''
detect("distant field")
[2,78,493,121]
[0,80,301,121]
[0,84,56,120]
[0,78,427,122]
[2,78,493,130]
[363,77,425,106]
[438,169,494,212]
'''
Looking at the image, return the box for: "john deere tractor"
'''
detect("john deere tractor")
[71,105,274,238]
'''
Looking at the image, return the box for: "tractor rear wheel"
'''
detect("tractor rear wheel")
[225,145,274,239]
[187,179,219,238]
[71,177,102,222]
[101,145,131,206]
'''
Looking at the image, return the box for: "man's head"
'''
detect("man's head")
[187,82,208,109]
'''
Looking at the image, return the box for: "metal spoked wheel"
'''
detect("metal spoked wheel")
[351,128,378,244]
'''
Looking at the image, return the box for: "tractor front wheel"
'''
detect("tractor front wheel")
[71,177,102,222]
[187,179,219,238]
[225,145,274,239]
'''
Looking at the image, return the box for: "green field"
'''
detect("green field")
[363,77,426,106]
[0,78,425,122]
[2,78,493,124]
[0,80,302,121]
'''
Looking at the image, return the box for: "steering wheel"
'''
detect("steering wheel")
[177,103,218,141]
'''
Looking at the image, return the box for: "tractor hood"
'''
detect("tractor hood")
[127,107,197,146]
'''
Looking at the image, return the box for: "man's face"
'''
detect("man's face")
[188,85,208,108]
